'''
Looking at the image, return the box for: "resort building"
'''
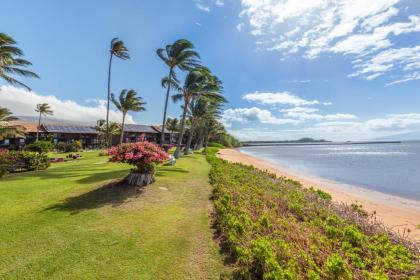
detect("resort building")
[1,121,177,149]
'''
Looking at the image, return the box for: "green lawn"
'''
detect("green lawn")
[0,151,224,279]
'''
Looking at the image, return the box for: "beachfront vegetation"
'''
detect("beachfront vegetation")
[0,151,225,278]
[0,33,39,90]
[35,103,53,141]
[111,89,146,144]
[157,39,200,145]
[206,148,419,279]
[105,38,130,147]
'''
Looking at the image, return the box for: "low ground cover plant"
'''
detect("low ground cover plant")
[206,148,419,279]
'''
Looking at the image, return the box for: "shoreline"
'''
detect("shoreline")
[217,148,420,242]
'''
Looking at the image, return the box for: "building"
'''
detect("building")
[1,121,175,149]
[43,125,100,149]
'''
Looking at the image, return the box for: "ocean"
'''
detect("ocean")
[239,141,420,201]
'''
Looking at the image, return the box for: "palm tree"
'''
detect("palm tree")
[0,33,39,91]
[35,103,53,141]
[185,96,224,152]
[106,38,130,147]
[111,89,146,144]
[172,67,224,158]
[157,39,200,145]
[0,107,24,141]
[165,117,179,143]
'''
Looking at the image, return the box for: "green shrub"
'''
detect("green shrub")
[25,141,54,153]
[0,150,50,174]
[208,142,225,148]
[56,142,80,152]
[206,152,419,279]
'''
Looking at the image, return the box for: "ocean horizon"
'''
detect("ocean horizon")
[240,141,420,202]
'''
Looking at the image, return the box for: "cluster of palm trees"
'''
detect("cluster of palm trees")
[157,39,227,158]
[1,32,235,155]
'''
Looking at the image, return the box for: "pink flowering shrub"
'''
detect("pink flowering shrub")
[108,142,169,174]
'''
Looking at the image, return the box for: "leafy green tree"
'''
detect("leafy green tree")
[0,107,24,141]
[0,33,39,90]
[106,38,129,147]
[165,117,179,143]
[157,39,200,145]
[111,89,146,144]
[34,103,53,141]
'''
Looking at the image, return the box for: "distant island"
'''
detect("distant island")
[242,137,330,145]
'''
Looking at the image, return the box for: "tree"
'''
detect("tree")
[35,103,53,141]
[111,89,146,144]
[157,39,200,145]
[184,94,224,153]
[106,38,129,147]
[165,117,179,144]
[172,67,224,158]
[0,107,24,141]
[0,33,39,90]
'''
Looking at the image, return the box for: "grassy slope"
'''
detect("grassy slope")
[0,152,224,279]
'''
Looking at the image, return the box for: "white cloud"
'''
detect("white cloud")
[243,91,321,106]
[238,0,420,84]
[0,86,135,124]
[227,113,420,141]
[280,107,357,121]
[215,0,224,6]
[195,0,211,12]
[222,107,301,127]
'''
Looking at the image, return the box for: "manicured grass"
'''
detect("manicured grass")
[0,151,224,279]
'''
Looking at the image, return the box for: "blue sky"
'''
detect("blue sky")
[0,0,419,141]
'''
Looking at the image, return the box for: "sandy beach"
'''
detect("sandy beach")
[217,148,420,242]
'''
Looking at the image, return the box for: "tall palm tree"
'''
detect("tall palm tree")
[0,33,39,91]
[106,38,129,147]
[0,107,24,141]
[172,67,224,158]
[111,89,146,144]
[157,39,200,145]
[165,117,179,143]
[35,103,53,141]
[185,96,224,152]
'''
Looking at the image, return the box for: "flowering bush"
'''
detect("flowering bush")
[0,149,50,177]
[108,142,168,174]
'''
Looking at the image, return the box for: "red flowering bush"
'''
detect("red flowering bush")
[108,141,168,174]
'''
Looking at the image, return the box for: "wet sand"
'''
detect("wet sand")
[217,148,420,242]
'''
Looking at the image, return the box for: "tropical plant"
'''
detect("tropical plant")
[35,103,53,141]
[106,38,129,147]
[165,117,179,143]
[0,107,24,141]
[172,67,224,158]
[111,89,146,144]
[0,33,39,90]
[157,39,200,145]
[25,140,53,153]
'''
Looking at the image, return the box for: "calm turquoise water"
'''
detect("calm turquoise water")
[239,142,420,201]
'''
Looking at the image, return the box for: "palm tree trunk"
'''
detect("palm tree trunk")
[120,113,126,145]
[174,99,189,159]
[196,129,204,150]
[160,67,173,145]
[184,122,196,155]
[106,53,113,148]
[36,112,41,141]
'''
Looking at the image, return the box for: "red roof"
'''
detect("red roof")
[9,122,43,133]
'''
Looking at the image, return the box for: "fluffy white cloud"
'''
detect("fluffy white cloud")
[222,107,301,127]
[243,91,321,106]
[281,107,357,121]
[238,0,420,84]
[0,86,135,124]
[228,113,420,141]
[195,0,211,12]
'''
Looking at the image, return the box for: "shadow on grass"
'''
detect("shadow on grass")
[44,180,143,214]
[155,167,189,177]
